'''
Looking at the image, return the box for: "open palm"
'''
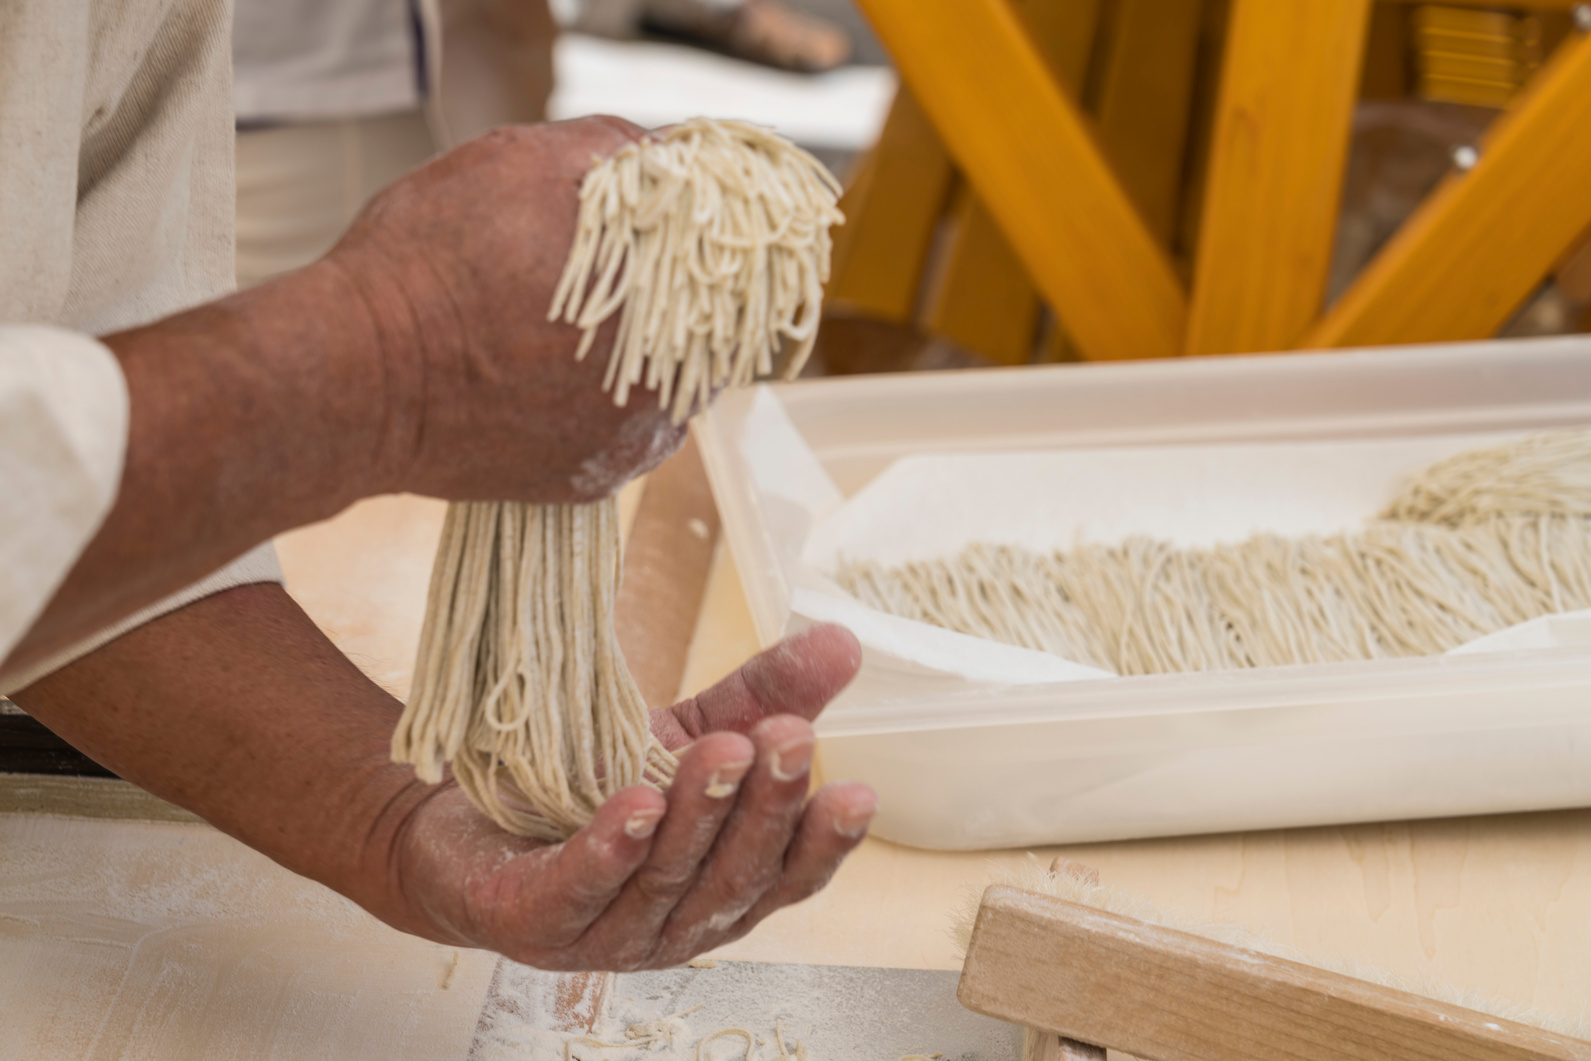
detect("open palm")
[380,624,876,970]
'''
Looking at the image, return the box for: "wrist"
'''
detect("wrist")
[254,257,414,506]
[110,264,393,531]
[316,240,469,500]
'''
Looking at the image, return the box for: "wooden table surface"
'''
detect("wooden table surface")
[3,489,1587,1058]
[275,493,1591,1013]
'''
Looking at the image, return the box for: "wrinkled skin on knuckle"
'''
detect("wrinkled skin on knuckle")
[604,934,664,972]
[631,862,698,906]
[652,908,750,969]
[730,845,788,898]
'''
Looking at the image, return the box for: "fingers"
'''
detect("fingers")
[726,781,876,938]
[735,624,861,719]
[490,785,665,952]
[570,732,755,967]
[649,714,817,963]
[655,623,861,748]
[473,717,876,970]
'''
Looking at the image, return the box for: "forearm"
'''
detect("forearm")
[9,583,427,920]
[5,263,396,675]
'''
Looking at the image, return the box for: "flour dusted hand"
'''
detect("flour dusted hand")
[382,625,877,971]
[324,116,688,504]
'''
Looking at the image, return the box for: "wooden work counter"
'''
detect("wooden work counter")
[2,488,1587,1057]
[275,492,1591,1014]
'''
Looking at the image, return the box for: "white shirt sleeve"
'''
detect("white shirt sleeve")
[0,542,285,694]
[0,326,128,664]
[0,325,286,695]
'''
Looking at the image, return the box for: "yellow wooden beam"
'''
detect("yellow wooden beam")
[1361,2,1413,100]
[919,0,1103,366]
[1557,223,1591,303]
[824,89,954,324]
[921,183,1044,364]
[1092,0,1205,246]
[1304,27,1591,349]
[855,0,1187,361]
[1382,0,1581,8]
[1186,0,1372,356]
[1017,0,1103,87]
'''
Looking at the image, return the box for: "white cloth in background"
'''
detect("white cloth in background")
[0,0,283,693]
[233,0,424,123]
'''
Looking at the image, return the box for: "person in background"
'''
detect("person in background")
[575,0,851,73]
[233,0,557,287]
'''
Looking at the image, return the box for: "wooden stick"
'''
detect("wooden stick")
[1023,859,1107,1061]
[960,885,1591,1061]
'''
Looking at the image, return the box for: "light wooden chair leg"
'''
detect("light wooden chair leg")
[1018,859,1109,1061]
[1303,27,1591,349]
[1025,1030,1106,1061]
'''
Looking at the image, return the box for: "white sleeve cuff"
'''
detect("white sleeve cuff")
[0,543,285,694]
[0,326,129,664]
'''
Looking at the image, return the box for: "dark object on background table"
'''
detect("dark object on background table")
[0,701,115,777]
[641,0,852,73]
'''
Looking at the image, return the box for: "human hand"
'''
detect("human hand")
[324,116,688,504]
[379,624,876,969]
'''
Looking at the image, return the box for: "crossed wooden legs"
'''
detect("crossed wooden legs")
[836,0,1591,363]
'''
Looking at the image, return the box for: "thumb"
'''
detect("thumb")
[651,624,861,748]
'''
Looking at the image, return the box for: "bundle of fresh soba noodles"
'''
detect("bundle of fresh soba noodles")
[839,428,1591,677]
[392,119,842,840]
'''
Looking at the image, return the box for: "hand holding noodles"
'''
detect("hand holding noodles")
[392,120,842,840]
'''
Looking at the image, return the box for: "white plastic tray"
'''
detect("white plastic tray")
[696,336,1591,850]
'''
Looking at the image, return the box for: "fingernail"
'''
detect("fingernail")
[704,759,753,799]
[769,737,814,782]
[625,810,664,839]
[835,805,876,839]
